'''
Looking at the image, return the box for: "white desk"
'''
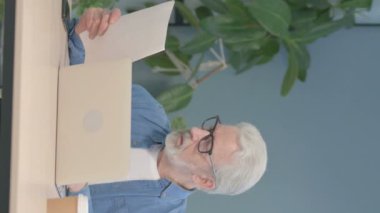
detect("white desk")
[10,0,69,212]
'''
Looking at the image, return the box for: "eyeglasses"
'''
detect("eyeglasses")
[197,115,221,181]
[198,116,220,155]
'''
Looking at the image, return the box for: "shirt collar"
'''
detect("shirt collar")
[159,179,194,200]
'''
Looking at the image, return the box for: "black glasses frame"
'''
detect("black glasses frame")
[197,115,221,155]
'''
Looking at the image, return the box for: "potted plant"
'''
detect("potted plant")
[72,0,373,114]
[146,0,372,113]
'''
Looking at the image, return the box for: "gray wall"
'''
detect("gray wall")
[133,26,380,213]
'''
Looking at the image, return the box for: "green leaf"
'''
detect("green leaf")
[340,0,372,9]
[195,6,213,20]
[227,42,261,52]
[292,13,355,43]
[224,31,267,44]
[227,37,280,74]
[224,0,252,20]
[263,38,281,55]
[0,0,4,21]
[223,31,267,51]
[292,41,310,81]
[145,52,176,69]
[295,47,310,82]
[255,38,280,65]
[228,50,261,74]
[201,15,260,37]
[174,51,192,65]
[73,0,119,15]
[166,35,180,51]
[314,9,333,25]
[164,36,193,69]
[281,47,299,96]
[281,39,310,96]
[286,0,308,9]
[126,8,137,14]
[181,33,217,54]
[287,0,330,9]
[228,50,256,73]
[306,0,330,9]
[171,116,188,131]
[144,2,156,8]
[291,9,318,30]
[200,0,228,14]
[175,1,200,28]
[201,16,233,36]
[156,70,181,76]
[248,0,292,38]
[156,84,194,113]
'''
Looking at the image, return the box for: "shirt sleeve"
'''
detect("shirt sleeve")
[67,186,94,213]
[67,18,85,65]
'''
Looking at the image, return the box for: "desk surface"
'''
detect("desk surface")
[10,0,68,212]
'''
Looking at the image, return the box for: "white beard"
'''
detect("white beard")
[164,131,187,155]
[163,131,192,169]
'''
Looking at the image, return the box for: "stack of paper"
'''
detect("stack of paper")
[80,1,175,63]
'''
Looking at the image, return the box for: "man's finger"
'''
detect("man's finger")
[75,9,91,34]
[86,9,96,30]
[89,15,101,39]
[98,11,110,36]
[109,8,121,24]
[75,20,85,34]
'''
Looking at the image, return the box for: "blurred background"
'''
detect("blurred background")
[1,0,379,212]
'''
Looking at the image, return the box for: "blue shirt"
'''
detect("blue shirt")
[66,19,193,213]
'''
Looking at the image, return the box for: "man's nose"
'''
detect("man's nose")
[189,127,210,143]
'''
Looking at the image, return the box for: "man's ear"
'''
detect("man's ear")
[192,174,215,190]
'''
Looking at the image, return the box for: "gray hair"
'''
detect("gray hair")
[206,122,268,195]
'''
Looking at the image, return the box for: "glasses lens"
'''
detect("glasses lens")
[199,136,213,153]
[202,117,218,131]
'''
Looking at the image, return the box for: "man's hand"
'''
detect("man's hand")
[67,183,88,193]
[75,8,121,39]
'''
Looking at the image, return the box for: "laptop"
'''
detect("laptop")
[55,1,174,185]
[56,58,132,185]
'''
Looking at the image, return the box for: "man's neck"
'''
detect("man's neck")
[157,149,167,178]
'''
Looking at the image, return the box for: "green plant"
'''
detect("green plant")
[144,0,372,113]
[0,0,4,21]
[171,116,188,131]
[72,0,120,16]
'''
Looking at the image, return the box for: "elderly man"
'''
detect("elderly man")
[67,8,267,213]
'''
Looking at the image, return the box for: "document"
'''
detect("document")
[80,1,174,63]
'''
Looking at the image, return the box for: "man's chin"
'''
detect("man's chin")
[164,132,181,157]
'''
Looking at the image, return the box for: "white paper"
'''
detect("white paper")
[77,195,89,213]
[80,1,174,63]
